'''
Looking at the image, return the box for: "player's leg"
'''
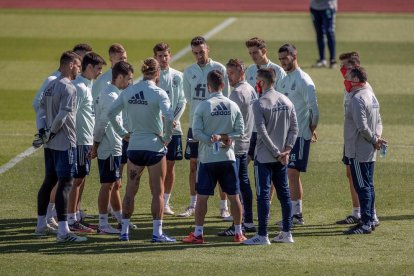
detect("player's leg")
[243,160,271,245]
[272,163,294,243]
[322,7,337,67]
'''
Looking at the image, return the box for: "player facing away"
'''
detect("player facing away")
[277,43,319,226]
[342,66,386,235]
[108,58,176,242]
[179,36,232,220]
[153,42,187,215]
[90,61,134,235]
[336,52,380,226]
[34,51,87,242]
[243,68,298,245]
[67,52,106,233]
[217,58,257,237]
[182,70,246,244]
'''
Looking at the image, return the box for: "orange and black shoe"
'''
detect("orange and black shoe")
[182,232,204,244]
[233,233,247,243]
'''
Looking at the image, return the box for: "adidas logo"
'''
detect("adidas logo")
[211,102,231,116]
[291,81,296,90]
[192,75,197,79]
[128,91,148,105]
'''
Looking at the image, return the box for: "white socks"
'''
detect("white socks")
[37,215,47,230]
[220,200,228,210]
[352,207,361,218]
[195,225,203,237]
[99,213,108,227]
[190,195,197,208]
[121,219,130,235]
[67,213,76,225]
[58,221,70,236]
[164,193,171,206]
[291,200,302,216]
[113,210,123,223]
[46,203,55,220]
[234,224,242,235]
[153,220,163,237]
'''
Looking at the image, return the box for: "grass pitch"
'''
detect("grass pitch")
[0,9,413,275]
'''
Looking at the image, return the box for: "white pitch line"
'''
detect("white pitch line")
[0,146,40,174]
[0,17,238,175]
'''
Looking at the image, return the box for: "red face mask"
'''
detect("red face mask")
[340,67,347,77]
[344,80,353,92]
[344,80,365,93]
[255,81,263,95]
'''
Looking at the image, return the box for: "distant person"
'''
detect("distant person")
[108,58,176,243]
[153,42,186,216]
[310,0,337,68]
[34,51,86,242]
[342,66,386,234]
[243,68,298,245]
[182,70,245,244]
[277,44,319,226]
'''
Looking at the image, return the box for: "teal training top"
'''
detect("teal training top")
[108,80,174,153]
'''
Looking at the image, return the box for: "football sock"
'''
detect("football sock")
[234,224,242,235]
[190,195,197,208]
[195,225,203,237]
[220,200,228,210]
[37,215,47,230]
[46,203,55,220]
[67,213,76,225]
[352,207,361,218]
[113,210,122,223]
[58,221,70,236]
[153,220,163,236]
[99,213,108,227]
[121,219,130,235]
[164,193,171,206]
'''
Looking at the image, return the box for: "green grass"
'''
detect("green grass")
[0,9,414,275]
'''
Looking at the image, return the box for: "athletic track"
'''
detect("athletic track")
[0,0,413,13]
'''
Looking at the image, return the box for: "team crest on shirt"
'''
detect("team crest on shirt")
[43,85,54,97]
[211,102,231,116]
[172,78,178,88]
[291,81,296,91]
[192,75,197,79]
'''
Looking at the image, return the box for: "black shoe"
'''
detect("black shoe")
[336,215,361,225]
[344,223,372,235]
[329,60,337,68]
[217,225,235,236]
[242,223,256,233]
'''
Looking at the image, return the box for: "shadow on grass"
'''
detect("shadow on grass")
[377,214,414,221]
[0,217,249,255]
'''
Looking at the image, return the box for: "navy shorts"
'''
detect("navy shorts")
[121,139,129,164]
[196,161,240,196]
[248,132,257,160]
[184,128,198,160]
[166,135,183,161]
[98,155,121,183]
[44,147,77,178]
[287,137,311,172]
[74,145,92,178]
[128,149,166,167]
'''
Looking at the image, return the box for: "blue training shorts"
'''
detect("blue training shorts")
[196,161,240,196]
[287,137,311,172]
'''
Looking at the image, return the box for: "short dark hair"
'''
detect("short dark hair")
[153,42,170,55]
[226,58,245,72]
[60,51,81,67]
[245,37,266,49]
[278,43,297,56]
[339,51,360,61]
[109,43,126,55]
[257,68,276,85]
[191,36,207,47]
[141,57,160,77]
[73,43,93,53]
[112,61,134,82]
[349,66,368,83]
[207,70,224,91]
[81,52,107,72]
[347,56,361,67]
